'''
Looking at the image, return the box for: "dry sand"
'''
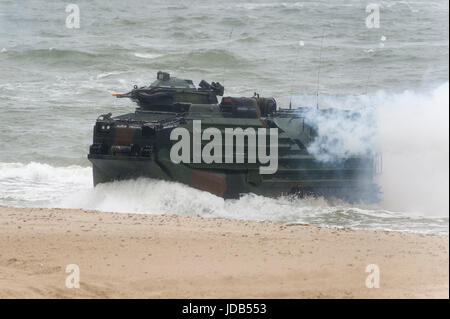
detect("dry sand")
[0,205,448,298]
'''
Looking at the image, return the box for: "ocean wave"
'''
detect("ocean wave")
[236,2,304,10]
[218,16,248,27]
[15,48,99,59]
[133,52,164,59]
[142,48,249,70]
[0,162,90,182]
[58,177,448,235]
[96,71,125,79]
[182,49,247,67]
[0,162,91,205]
[9,48,113,66]
[0,160,447,234]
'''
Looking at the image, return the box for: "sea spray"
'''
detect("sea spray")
[57,177,447,234]
[294,83,449,217]
[0,162,91,206]
[374,83,449,216]
[0,160,447,234]
[302,106,377,162]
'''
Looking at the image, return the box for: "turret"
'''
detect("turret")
[112,71,223,112]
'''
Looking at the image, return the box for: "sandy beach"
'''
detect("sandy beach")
[0,205,448,298]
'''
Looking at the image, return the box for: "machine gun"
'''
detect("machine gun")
[198,80,224,96]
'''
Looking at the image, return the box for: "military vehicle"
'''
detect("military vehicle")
[88,71,379,202]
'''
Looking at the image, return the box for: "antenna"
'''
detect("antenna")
[364,35,386,107]
[289,40,304,110]
[222,28,234,87]
[315,30,325,110]
[364,51,374,99]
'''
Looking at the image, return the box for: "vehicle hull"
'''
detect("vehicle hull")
[89,72,380,203]
[88,153,379,202]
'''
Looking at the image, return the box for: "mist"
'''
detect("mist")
[298,83,449,216]
[302,106,377,162]
[375,83,449,216]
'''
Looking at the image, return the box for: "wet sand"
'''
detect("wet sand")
[0,206,448,298]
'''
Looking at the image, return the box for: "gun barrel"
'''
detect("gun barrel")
[112,92,132,98]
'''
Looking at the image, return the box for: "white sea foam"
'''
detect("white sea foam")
[0,161,447,234]
[133,52,164,59]
[0,162,91,204]
[96,71,124,79]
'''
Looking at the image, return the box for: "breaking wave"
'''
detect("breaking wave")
[0,161,447,234]
[0,162,91,206]
[133,52,164,60]
[59,177,447,234]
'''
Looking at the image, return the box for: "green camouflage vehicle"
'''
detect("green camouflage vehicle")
[88,71,379,202]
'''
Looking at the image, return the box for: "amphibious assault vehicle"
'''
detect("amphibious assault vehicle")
[88,71,379,202]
